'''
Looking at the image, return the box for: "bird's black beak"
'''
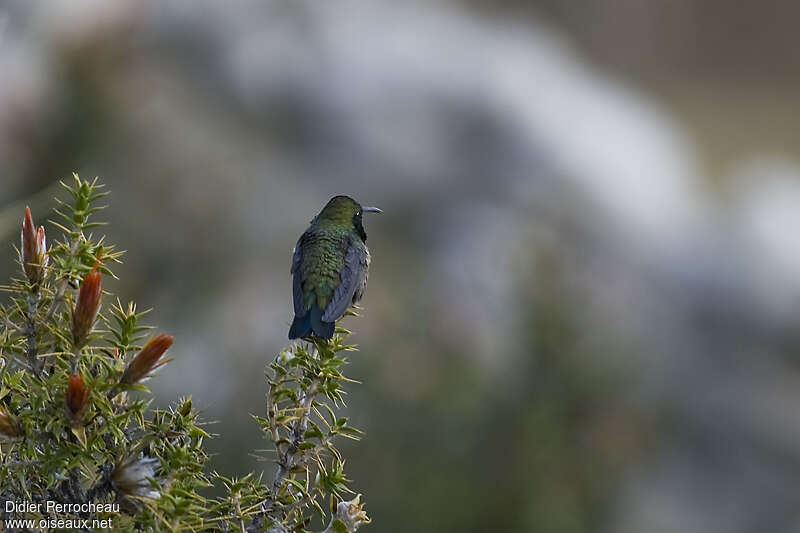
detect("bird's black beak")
[362,206,383,214]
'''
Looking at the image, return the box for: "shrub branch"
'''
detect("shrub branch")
[0,174,371,532]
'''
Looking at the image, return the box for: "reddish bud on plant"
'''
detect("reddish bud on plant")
[71,267,102,347]
[20,207,48,285]
[0,407,22,439]
[66,374,90,425]
[120,333,174,385]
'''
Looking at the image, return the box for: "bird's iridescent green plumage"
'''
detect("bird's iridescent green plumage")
[289,196,377,339]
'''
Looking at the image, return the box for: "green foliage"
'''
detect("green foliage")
[254,330,366,530]
[0,174,369,532]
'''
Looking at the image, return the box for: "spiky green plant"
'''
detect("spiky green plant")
[0,174,370,533]
[206,328,370,533]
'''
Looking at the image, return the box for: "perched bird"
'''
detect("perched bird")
[289,196,382,339]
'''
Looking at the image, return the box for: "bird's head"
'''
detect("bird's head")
[316,195,382,241]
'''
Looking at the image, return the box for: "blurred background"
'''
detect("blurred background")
[3,1,800,531]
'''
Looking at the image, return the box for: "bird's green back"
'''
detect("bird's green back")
[298,196,365,311]
[298,228,351,311]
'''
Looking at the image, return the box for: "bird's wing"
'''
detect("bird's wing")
[291,234,307,317]
[322,237,368,323]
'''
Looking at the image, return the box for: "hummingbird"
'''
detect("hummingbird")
[289,196,382,339]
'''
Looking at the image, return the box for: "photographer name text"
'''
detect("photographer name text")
[4,500,118,529]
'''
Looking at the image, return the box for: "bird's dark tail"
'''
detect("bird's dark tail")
[288,313,310,339]
[288,304,335,340]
